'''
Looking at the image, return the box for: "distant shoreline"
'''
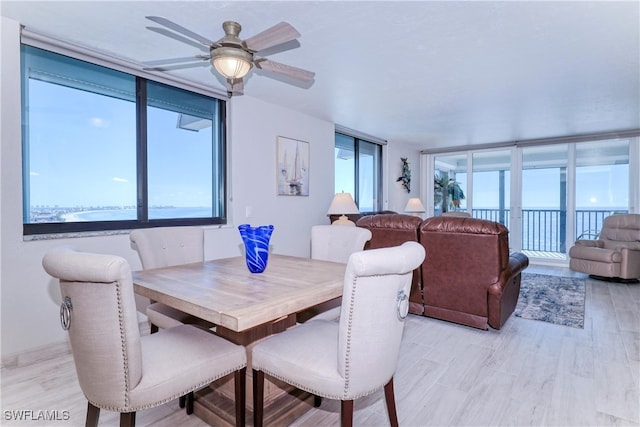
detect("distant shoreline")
[60,209,117,222]
[58,207,209,222]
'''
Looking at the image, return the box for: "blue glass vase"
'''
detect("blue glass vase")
[238,224,274,273]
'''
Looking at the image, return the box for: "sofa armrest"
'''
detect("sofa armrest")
[486,252,529,329]
[488,252,529,296]
[620,247,640,279]
[508,252,529,277]
[575,239,604,248]
[616,242,640,251]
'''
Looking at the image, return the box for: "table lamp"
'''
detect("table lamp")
[404,198,426,217]
[327,192,360,226]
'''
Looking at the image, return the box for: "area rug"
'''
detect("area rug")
[514,272,586,328]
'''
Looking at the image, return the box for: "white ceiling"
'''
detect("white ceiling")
[2,1,639,150]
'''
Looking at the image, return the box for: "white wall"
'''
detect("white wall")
[0,16,421,359]
[385,142,422,215]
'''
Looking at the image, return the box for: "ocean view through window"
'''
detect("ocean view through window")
[335,132,382,212]
[21,45,226,235]
[427,138,634,257]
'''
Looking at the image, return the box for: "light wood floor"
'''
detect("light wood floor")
[2,265,638,426]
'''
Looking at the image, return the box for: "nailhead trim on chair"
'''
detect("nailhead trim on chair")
[257,274,391,401]
[98,278,248,412]
[342,276,356,398]
[92,364,247,412]
[116,279,132,409]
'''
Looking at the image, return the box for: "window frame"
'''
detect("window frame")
[334,131,383,212]
[20,44,227,236]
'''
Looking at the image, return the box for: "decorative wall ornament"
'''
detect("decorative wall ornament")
[277,136,309,196]
[397,157,411,193]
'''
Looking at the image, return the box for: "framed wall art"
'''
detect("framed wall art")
[276,136,309,196]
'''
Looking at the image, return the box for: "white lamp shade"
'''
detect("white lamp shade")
[211,47,253,80]
[405,198,425,213]
[327,192,360,215]
[213,57,252,79]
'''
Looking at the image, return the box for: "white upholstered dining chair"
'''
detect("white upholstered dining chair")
[252,241,426,427]
[297,225,373,322]
[42,247,247,427]
[129,226,215,334]
[310,224,372,263]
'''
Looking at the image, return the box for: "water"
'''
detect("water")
[472,207,628,253]
[63,207,213,222]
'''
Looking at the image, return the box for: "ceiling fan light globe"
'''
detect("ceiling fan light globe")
[213,57,252,79]
[211,47,253,79]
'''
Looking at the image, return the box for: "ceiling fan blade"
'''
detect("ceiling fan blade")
[226,78,244,95]
[146,16,216,47]
[255,58,315,82]
[142,55,209,68]
[243,22,300,53]
[147,27,210,52]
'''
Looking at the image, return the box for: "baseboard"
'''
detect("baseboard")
[2,311,151,369]
[1,340,71,369]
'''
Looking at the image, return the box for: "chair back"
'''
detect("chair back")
[356,214,424,315]
[355,214,421,250]
[599,214,640,249]
[42,247,142,410]
[130,226,204,269]
[311,225,372,263]
[441,211,471,217]
[420,216,509,283]
[337,241,425,398]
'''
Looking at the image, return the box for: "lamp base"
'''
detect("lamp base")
[332,215,356,226]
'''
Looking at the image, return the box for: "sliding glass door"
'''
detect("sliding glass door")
[425,137,635,263]
[472,150,511,226]
[575,139,630,238]
[521,145,568,255]
[433,153,467,216]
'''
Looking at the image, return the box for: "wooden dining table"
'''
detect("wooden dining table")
[133,253,346,426]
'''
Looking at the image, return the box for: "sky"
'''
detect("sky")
[27,79,213,209]
[28,74,630,214]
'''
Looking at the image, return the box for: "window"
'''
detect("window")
[334,132,382,212]
[472,150,511,226]
[434,153,467,216]
[425,135,637,260]
[521,145,568,253]
[21,45,226,235]
[575,139,630,237]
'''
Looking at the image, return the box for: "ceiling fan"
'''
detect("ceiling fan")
[143,16,315,95]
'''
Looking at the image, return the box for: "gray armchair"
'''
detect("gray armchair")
[42,247,247,427]
[569,214,640,282]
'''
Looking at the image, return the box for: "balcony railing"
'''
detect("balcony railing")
[469,208,628,254]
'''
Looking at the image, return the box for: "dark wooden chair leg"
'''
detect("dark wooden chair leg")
[185,391,194,415]
[384,378,399,427]
[341,400,354,427]
[314,395,322,407]
[235,367,246,427]
[150,324,159,334]
[119,412,136,427]
[253,369,264,427]
[179,395,186,408]
[86,402,100,427]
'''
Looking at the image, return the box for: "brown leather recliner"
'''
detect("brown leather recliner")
[419,216,529,330]
[356,214,424,315]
